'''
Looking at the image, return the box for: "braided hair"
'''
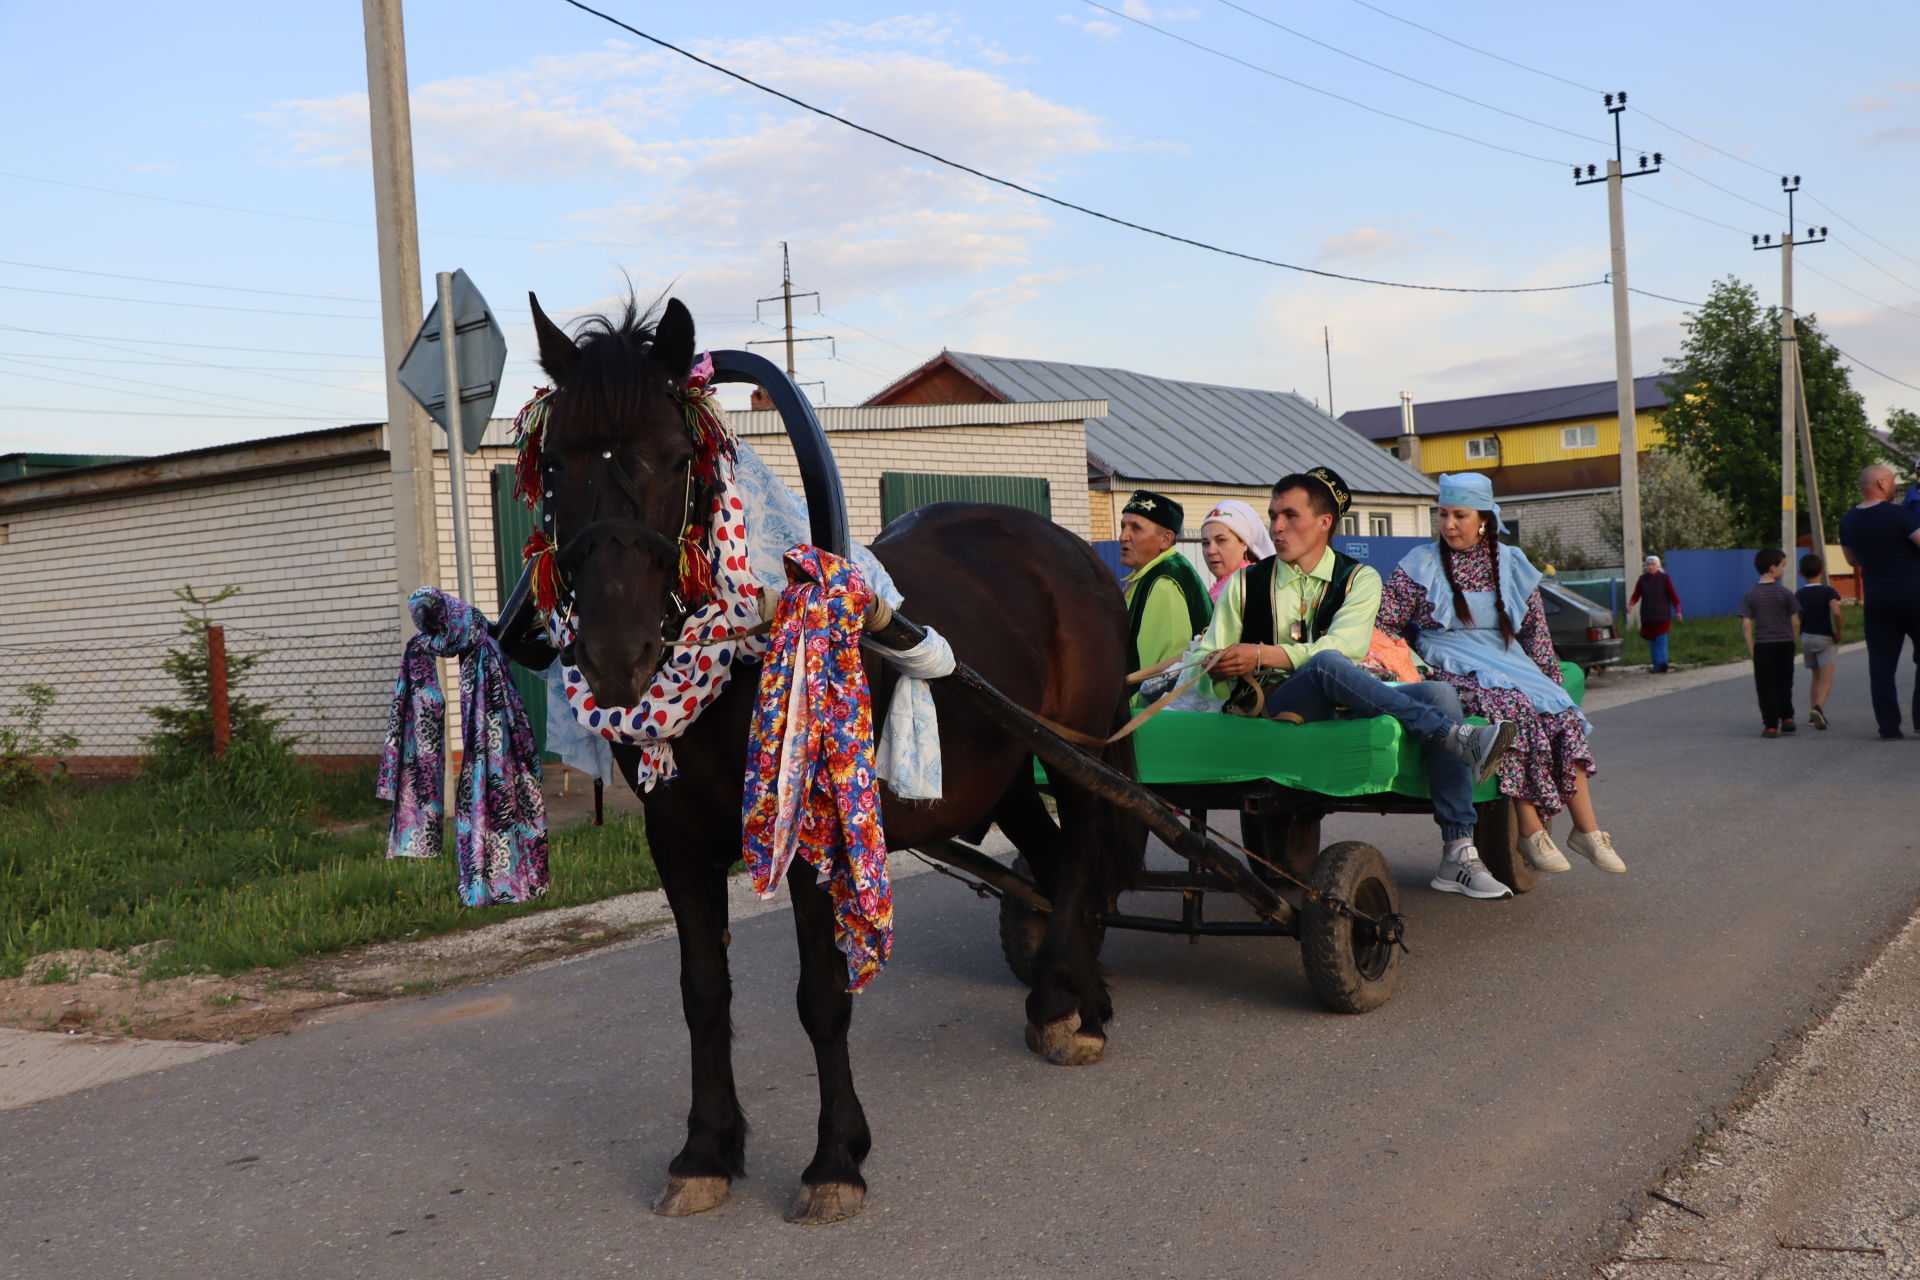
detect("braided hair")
[1437,511,1517,648]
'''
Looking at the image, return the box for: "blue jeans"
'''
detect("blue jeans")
[1648,631,1669,669]
[1262,650,1477,841]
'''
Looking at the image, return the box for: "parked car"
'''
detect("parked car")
[1538,580,1623,673]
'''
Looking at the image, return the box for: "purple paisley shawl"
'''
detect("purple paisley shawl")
[378,587,549,906]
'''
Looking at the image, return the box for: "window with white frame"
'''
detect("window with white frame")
[1561,423,1599,450]
[1339,514,1360,536]
[1464,436,1498,460]
[1367,512,1392,537]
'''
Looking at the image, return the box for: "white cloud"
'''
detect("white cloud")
[1318,224,1424,263]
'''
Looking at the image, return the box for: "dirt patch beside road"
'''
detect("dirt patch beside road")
[0,889,680,1044]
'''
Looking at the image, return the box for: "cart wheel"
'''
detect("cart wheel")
[996,857,1100,987]
[1299,841,1401,1014]
[1474,797,1539,895]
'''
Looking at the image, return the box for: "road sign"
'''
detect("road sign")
[396,268,506,454]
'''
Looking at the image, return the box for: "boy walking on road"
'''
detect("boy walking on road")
[1739,549,1801,738]
[1796,554,1844,730]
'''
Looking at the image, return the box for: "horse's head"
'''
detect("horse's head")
[530,291,701,708]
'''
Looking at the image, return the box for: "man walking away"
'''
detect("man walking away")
[1739,549,1800,738]
[1796,554,1843,730]
[1840,464,1920,740]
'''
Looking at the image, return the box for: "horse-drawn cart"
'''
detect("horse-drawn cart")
[912,671,1580,1015]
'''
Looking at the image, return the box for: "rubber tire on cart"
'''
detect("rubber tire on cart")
[1473,796,1539,895]
[1298,840,1401,1014]
[996,856,1103,987]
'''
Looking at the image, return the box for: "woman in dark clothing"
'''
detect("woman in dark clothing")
[1629,554,1683,672]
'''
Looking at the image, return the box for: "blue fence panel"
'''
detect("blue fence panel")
[1664,550,1763,617]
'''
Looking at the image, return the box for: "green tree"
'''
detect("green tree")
[1884,407,1920,485]
[142,585,288,770]
[1657,276,1882,545]
[1597,451,1738,553]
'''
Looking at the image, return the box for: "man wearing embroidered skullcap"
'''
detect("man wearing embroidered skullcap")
[1199,466,1520,900]
[1118,489,1212,682]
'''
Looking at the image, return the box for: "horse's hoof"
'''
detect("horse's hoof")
[1024,1010,1082,1056]
[651,1174,730,1217]
[786,1181,865,1224]
[1044,1030,1107,1067]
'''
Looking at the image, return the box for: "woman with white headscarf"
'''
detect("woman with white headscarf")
[1375,472,1627,878]
[1198,499,1276,602]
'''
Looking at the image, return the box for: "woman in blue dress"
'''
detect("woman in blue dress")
[1375,473,1627,875]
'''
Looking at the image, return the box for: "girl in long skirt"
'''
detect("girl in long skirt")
[1375,472,1627,875]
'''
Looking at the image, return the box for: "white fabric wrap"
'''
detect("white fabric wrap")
[865,626,956,800]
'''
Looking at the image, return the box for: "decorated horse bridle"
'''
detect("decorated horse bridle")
[510,355,736,646]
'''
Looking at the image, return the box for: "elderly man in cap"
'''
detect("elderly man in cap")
[1118,489,1213,678]
[1197,467,1519,900]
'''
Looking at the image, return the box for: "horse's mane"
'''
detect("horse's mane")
[552,297,677,445]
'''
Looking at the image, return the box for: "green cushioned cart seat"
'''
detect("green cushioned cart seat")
[1037,662,1584,804]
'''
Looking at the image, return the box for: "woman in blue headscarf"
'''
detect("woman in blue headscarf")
[1375,473,1627,876]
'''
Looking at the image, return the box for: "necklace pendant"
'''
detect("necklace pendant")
[1289,620,1306,643]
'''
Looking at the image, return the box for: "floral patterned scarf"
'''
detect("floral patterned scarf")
[378,587,549,906]
[741,547,892,992]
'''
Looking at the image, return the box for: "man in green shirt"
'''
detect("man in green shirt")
[1118,489,1212,675]
[1198,467,1518,900]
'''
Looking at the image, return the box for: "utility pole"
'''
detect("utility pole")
[362,0,439,626]
[1753,180,1829,557]
[1323,327,1335,418]
[1575,92,1661,609]
[751,242,832,400]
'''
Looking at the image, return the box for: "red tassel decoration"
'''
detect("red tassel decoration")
[510,387,553,510]
[522,530,562,614]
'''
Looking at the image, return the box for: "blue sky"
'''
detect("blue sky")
[3,0,1917,456]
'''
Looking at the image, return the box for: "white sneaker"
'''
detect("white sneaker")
[1431,847,1513,899]
[1520,830,1572,873]
[1566,829,1627,873]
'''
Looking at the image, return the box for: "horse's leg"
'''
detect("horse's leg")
[996,779,1112,1067]
[649,840,747,1218]
[784,859,871,1224]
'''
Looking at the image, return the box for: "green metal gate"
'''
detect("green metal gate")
[879,472,1051,526]
[491,466,554,758]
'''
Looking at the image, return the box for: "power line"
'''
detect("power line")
[1826,342,1920,395]
[1339,0,1601,95]
[0,405,345,420]
[1832,237,1920,299]
[1212,0,1606,147]
[1082,0,1571,167]
[0,324,380,358]
[1808,197,1920,274]
[0,168,661,252]
[1627,287,1705,308]
[0,325,388,399]
[0,363,335,417]
[0,258,379,304]
[1797,261,1920,323]
[0,353,365,415]
[1627,188,1747,235]
[0,352,380,373]
[0,282,375,320]
[557,0,1602,296]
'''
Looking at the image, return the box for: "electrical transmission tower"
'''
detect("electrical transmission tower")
[1753,179,1830,556]
[1573,91,1661,605]
[750,242,833,402]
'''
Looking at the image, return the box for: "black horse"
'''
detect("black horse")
[526,293,1143,1223]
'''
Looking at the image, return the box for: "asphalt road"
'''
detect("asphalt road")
[4,649,1917,1280]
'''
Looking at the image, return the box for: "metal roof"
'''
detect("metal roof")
[938,351,1435,498]
[1340,375,1672,442]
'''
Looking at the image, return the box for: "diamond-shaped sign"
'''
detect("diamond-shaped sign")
[396,269,507,454]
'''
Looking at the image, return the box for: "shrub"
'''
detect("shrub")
[0,683,80,799]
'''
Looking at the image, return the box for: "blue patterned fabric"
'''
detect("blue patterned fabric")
[378,587,550,906]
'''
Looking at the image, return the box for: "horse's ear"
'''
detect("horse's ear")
[653,298,697,381]
[529,292,579,383]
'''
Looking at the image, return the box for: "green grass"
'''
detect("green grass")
[1614,603,1860,669]
[0,747,658,980]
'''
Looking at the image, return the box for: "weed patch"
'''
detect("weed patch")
[0,755,657,978]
